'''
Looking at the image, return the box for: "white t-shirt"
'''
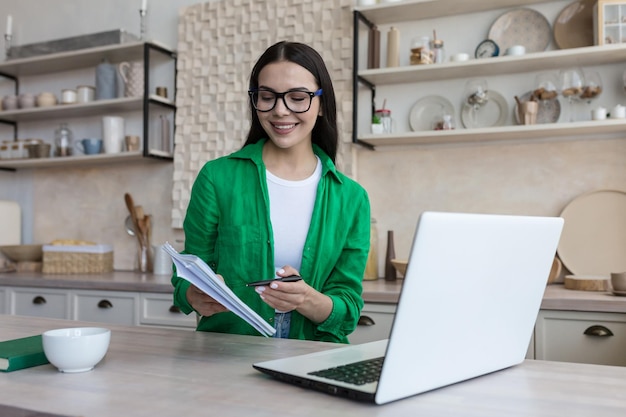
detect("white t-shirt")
[266,156,322,275]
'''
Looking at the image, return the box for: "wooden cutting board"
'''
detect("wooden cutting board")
[564,275,609,291]
[0,200,20,245]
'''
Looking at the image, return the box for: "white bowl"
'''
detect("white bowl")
[42,327,111,373]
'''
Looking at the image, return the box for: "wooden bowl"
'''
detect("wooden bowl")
[0,244,43,262]
[390,259,408,277]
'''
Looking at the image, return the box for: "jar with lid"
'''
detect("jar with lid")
[431,38,445,64]
[363,218,379,280]
[410,36,433,65]
[54,123,74,157]
[374,109,393,133]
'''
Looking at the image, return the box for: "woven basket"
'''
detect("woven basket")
[42,245,113,274]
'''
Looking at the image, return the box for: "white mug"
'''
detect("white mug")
[592,107,607,121]
[102,116,125,154]
[611,104,626,119]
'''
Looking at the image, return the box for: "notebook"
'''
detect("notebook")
[253,211,564,404]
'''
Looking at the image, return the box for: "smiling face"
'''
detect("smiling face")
[255,60,321,152]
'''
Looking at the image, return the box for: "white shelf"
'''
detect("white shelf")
[355,0,549,24]
[358,44,626,85]
[0,150,173,170]
[0,41,175,77]
[0,95,175,122]
[357,119,626,148]
[353,0,626,148]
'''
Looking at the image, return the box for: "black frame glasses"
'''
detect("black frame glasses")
[248,88,323,113]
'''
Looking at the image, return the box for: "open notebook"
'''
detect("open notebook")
[253,212,564,404]
[164,243,275,337]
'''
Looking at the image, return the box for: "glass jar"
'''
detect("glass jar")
[431,38,445,63]
[410,36,433,65]
[374,109,393,133]
[54,123,74,157]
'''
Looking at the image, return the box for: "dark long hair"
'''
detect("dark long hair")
[244,41,338,163]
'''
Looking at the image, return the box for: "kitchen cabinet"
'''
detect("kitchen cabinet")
[349,302,396,344]
[139,292,196,328]
[0,286,7,314]
[73,289,139,326]
[1,285,194,329]
[8,287,71,319]
[534,309,626,366]
[352,0,626,148]
[0,41,176,170]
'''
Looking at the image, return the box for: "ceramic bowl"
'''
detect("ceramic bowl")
[390,259,408,276]
[36,92,57,107]
[0,244,43,262]
[42,327,111,373]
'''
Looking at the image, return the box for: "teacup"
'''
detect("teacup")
[610,272,626,292]
[505,45,526,56]
[75,138,103,155]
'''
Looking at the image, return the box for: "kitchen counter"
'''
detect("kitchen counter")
[1,272,625,312]
[1,314,626,417]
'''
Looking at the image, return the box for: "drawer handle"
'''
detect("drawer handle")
[358,315,376,326]
[583,325,614,337]
[32,296,47,305]
[169,305,182,314]
[97,299,113,309]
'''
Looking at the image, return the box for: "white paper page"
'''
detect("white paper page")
[164,243,276,337]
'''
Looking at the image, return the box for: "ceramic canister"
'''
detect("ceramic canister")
[95,60,118,100]
[102,116,125,154]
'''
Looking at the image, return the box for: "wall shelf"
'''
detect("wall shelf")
[0,150,173,170]
[357,119,626,147]
[358,44,626,85]
[352,0,626,149]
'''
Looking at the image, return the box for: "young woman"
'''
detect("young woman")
[171,41,370,343]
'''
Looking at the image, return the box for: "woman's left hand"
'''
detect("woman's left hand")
[254,266,333,323]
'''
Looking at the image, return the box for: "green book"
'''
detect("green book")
[0,334,49,372]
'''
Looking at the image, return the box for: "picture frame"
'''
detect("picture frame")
[594,0,626,45]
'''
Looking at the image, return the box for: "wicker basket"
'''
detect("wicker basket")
[42,244,113,274]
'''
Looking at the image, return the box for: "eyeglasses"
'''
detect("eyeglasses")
[248,88,323,113]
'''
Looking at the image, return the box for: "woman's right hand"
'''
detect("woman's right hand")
[186,279,228,317]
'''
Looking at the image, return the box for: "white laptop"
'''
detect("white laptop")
[253,211,564,404]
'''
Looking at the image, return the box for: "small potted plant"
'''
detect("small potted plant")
[371,113,383,134]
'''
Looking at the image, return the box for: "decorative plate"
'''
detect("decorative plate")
[554,0,596,49]
[461,90,508,129]
[488,8,552,54]
[513,91,561,124]
[409,95,455,131]
[557,190,626,277]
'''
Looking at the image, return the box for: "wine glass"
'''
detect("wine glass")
[463,78,489,127]
[533,72,559,102]
[580,70,602,116]
[559,68,584,122]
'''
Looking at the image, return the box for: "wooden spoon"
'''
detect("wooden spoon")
[124,193,143,246]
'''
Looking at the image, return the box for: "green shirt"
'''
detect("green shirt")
[172,139,370,343]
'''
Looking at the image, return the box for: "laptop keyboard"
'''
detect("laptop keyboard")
[308,357,384,386]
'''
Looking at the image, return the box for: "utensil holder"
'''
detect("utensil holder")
[137,243,153,273]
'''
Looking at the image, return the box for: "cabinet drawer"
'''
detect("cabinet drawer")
[10,287,70,319]
[140,293,196,328]
[349,303,396,344]
[0,287,7,314]
[73,290,139,326]
[535,310,626,366]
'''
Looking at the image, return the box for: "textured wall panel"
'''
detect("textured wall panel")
[172,0,354,228]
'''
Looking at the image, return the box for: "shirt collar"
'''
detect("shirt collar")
[230,138,342,183]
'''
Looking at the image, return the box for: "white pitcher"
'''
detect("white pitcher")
[118,61,144,97]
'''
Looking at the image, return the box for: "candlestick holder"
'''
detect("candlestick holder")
[139,9,147,40]
[4,33,12,59]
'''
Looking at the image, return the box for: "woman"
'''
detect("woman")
[171,41,370,343]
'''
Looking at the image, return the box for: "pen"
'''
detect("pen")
[246,275,303,287]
